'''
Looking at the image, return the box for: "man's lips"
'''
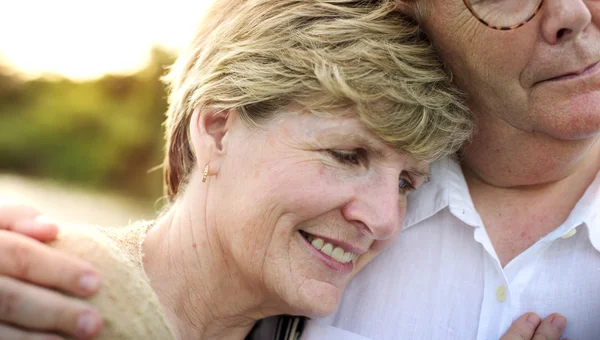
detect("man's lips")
[535,60,600,85]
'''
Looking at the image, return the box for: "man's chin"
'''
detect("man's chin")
[531,94,600,140]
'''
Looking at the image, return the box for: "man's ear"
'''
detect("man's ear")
[189,107,237,176]
[394,0,419,18]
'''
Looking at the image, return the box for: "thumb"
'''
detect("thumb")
[500,313,541,340]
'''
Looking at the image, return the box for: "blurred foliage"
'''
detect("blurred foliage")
[0,48,175,200]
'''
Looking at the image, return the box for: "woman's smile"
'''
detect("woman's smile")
[298,230,367,275]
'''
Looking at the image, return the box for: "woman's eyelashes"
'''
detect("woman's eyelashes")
[327,149,417,194]
[398,176,416,194]
[327,149,364,166]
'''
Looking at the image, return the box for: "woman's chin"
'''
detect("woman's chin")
[295,278,343,317]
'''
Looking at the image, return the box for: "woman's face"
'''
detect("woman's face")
[207,105,429,317]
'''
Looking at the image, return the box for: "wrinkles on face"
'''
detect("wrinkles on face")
[424,0,496,93]
[432,0,600,138]
[423,0,537,136]
[210,105,427,317]
[427,0,482,48]
[523,41,600,88]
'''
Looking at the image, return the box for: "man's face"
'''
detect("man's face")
[419,0,600,140]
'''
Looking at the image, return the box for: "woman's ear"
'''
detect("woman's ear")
[189,107,237,176]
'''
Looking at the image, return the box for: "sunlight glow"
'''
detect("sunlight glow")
[0,0,215,80]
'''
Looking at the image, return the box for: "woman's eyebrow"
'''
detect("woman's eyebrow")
[407,168,431,183]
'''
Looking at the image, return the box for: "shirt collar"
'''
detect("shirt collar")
[403,157,600,250]
[581,170,600,251]
[403,156,483,230]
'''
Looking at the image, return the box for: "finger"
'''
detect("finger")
[532,313,567,340]
[0,230,101,297]
[500,312,541,340]
[0,205,58,242]
[0,324,64,340]
[0,276,103,339]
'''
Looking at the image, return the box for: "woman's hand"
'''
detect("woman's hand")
[502,312,569,340]
[0,204,104,339]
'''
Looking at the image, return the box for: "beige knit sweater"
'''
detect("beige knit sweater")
[49,222,177,340]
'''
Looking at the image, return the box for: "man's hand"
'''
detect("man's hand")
[502,312,569,340]
[0,204,59,242]
[0,204,104,339]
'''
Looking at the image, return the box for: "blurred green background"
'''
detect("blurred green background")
[0,49,176,222]
[0,0,217,225]
[0,48,174,198]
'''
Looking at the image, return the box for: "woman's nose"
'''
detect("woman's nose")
[342,176,403,240]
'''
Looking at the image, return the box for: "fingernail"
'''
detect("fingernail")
[526,313,541,329]
[76,311,99,338]
[79,272,101,293]
[34,215,56,226]
[551,314,567,332]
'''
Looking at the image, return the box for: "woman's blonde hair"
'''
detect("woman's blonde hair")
[162,0,473,200]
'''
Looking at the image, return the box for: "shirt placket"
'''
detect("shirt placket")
[473,226,515,340]
[472,223,583,340]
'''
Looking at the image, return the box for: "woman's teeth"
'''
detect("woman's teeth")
[307,234,358,264]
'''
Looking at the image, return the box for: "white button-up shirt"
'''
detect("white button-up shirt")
[312,156,600,340]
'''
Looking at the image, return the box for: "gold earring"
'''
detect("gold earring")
[202,163,210,183]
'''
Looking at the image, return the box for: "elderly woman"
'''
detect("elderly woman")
[0,0,587,338]
[0,0,473,339]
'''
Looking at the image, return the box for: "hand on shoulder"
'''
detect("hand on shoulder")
[0,204,104,339]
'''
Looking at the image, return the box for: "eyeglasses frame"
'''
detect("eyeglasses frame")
[462,0,544,30]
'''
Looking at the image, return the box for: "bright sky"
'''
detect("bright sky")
[0,0,215,80]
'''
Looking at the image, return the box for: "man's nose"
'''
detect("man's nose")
[540,0,592,44]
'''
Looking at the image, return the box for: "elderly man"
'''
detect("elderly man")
[0,0,598,339]
[313,0,599,338]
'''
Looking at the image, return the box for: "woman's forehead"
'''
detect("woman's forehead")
[269,111,431,180]
[277,112,376,142]
[280,113,419,157]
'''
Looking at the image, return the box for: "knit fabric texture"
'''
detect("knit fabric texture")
[50,222,177,340]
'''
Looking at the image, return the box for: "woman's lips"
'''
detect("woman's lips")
[299,231,356,274]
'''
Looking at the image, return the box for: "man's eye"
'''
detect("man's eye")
[398,177,415,194]
[327,150,361,165]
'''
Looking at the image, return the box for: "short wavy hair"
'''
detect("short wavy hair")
[162,0,473,200]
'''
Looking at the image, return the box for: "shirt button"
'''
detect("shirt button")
[496,285,507,302]
[561,228,577,239]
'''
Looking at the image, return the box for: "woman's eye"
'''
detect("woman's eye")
[398,177,415,194]
[327,150,361,165]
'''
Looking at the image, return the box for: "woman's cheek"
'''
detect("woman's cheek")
[270,161,350,216]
